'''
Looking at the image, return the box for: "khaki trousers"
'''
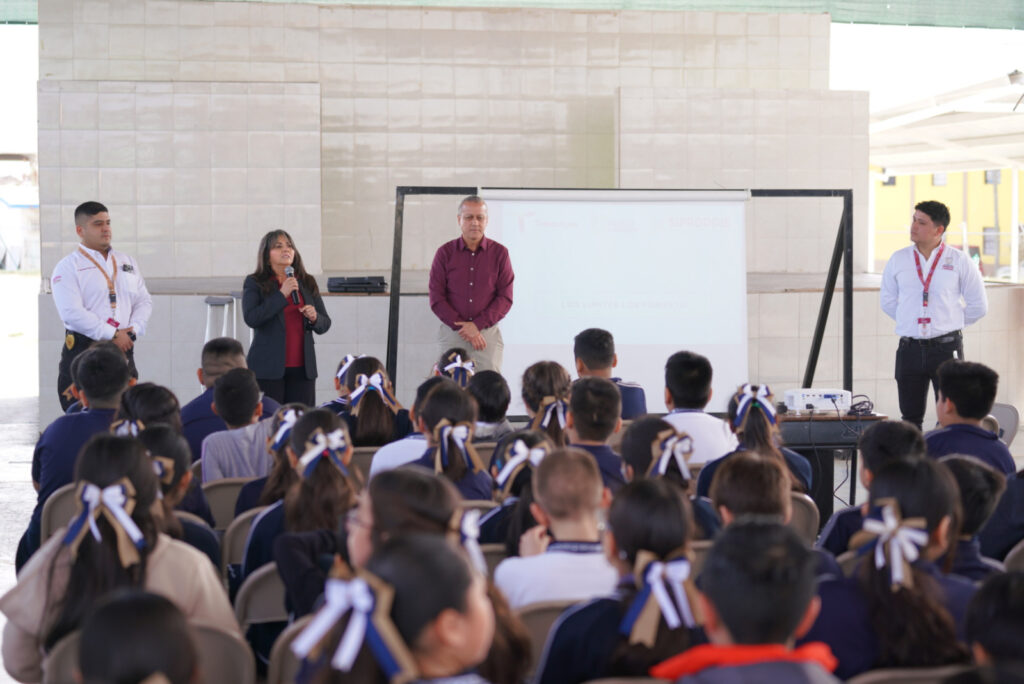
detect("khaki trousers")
[437,323,504,373]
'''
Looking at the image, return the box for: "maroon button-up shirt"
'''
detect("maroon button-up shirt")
[428,236,514,330]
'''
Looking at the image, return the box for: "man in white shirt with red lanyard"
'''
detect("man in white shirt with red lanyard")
[881,200,987,430]
[51,201,152,410]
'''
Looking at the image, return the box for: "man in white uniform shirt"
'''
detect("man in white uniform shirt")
[52,202,152,410]
[881,200,987,429]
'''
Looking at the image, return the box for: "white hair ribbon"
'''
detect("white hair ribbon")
[459,509,488,575]
[653,432,694,480]
[442,354,476,387]
[299,428,349,478]
[644,559,696,630]
[733,383,776,429]
[291,577,375,672]
[495,439,547,489]
[62,480,146,567]
[271,408,302,451]
[540,398,567,429]
[861,503,929,589]
[111,419,144,437]
[335,354,366,382]
[438,423,471,469]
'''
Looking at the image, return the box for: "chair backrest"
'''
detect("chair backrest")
[40,483,79,542]
[349,446,377,482]
[1004,537,1024,572]
[836,549,860,577]
[235,562,289,628]
[690,539,713,577]
[481,543,507,577]
[202,477,256,530]
[174,510,213,528]
[516,599,577,677]
[845,664,973,684]
[42,631,80,684]
[266,615,314,684]
[474,442,497,467]
[989,402,1020,446]
[221,505,269,579]
[789,492,820,545]
[609,420,632,452]
[190,459,203,483]
[193,623,257,684]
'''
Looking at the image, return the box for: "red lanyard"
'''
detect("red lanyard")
[78,247,118,313]
[913,242,944,308]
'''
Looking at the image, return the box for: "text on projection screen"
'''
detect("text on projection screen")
[482,189,749,415]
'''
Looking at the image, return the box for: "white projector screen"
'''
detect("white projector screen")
[481,188,749,415]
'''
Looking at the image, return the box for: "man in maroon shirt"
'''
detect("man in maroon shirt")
[428,195,514,372]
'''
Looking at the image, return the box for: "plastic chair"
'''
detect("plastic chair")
[481,543,507,577]
[845,664,973,684]
[989,402,1020,446]
[174,510,212,528]
[235,562,289,628]
[690,539,713,577]
[190,459,203,483]
[266,615,313,684]
[474,442,497,467]
[202,477,256,531]
[609,420,632,452]
[41,631,80,684]
[836,549,859,577]
[789,492,820,545]
[349,446,377,482]
[40,483,79,542]
[516,599,577,676]
[1004,537,1024,572]
[221,505,268,580]
[461,499,499,515]
[193,623,257,684]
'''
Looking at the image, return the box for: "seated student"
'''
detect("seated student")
[710,452,841,579]
[650,520,840,684]
[291,534,497,684]
[817,420,926,557]
[494,447,617,609]
[468,370,515,442]
[319,353,362,416]
[479,430,553,549]
[941,455,1007,582]
[927,359,1016,476]
[979,470,1024,561]
[799,457,974,679]
[0,434,238,683]
[181,337,279,461]
[521,360,572,447]
[78,590,197,684]
[234,403,305,516]
[241,409,360,668]
[619,416,720,540]
[16,343,131,572]
[278,466,531,684]
[368,377,445,479]
[661,351,738,464]
[342,356,413,446]
[536,478,704,684]
[696,384,812,498]
[138,423,221,569]
[408,382,493,500]
[200,367,275,482]
[566,376,627,492]
[574,327,647,419]
[436,346,476,388]
[965,572,1024,670]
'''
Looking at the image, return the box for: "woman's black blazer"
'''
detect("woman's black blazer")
[241,275,332,380]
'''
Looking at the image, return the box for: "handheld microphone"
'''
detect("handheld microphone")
[285,266,300,305]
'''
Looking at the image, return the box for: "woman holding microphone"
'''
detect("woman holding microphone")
[242,230,331,405]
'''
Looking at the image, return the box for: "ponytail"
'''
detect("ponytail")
[521,362,571,448]
[346,360,400,447]
[284,413,360,532]
[727,384,801,492]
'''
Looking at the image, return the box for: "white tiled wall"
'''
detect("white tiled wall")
[39,80,322,277]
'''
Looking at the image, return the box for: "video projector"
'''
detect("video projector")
[783,388,852,413]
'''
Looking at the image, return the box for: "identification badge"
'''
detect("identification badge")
[121,263,134,273]
[65,333,75,350]
[107,317,121,328]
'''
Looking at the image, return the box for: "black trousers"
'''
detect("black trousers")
[257,366,315,407]
[894,333,963,430]
[57,331,136,411]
